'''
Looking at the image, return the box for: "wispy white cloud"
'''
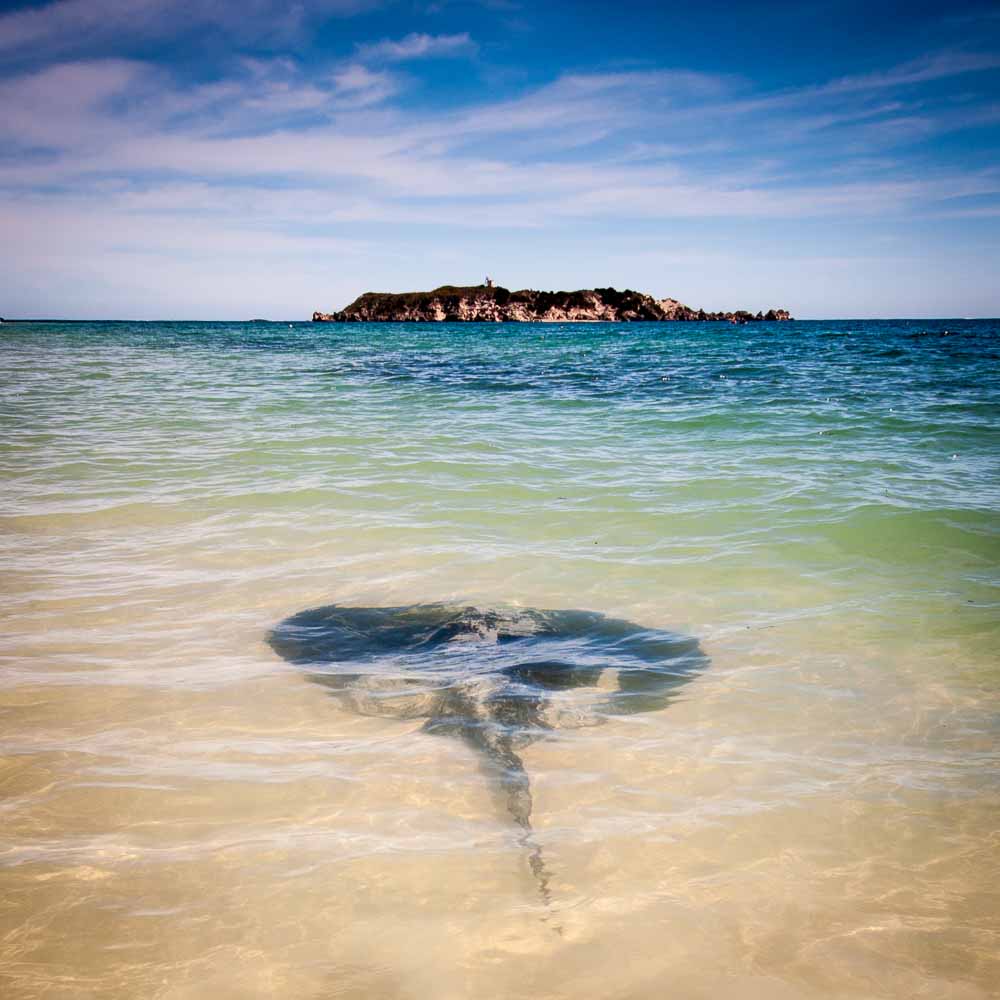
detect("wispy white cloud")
[1,49,998,210]
[0,0,380,60]
[356,31,477,62]
[0,58,147,145]
[328,63,401,108]
[0,55,402,160]
[820,49,1000,95]
[0,0,179,53]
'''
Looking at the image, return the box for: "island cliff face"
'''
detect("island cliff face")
[312,285,791,323]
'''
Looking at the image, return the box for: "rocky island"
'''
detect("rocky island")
[312,284,791,323]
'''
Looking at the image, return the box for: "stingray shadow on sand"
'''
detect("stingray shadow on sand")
[268,603,708,913]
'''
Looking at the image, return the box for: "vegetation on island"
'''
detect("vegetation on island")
[312,284,791,323]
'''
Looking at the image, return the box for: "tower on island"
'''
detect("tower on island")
[485,276,494,288]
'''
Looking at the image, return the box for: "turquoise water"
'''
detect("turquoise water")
[1,320,998,999]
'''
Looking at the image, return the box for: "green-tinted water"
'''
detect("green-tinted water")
[1,320,998,998]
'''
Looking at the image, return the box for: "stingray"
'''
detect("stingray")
[268,603,707,911]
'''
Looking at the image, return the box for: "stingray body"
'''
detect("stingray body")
[268,604,706,904]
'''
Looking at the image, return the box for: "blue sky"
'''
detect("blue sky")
[1,0,998,318]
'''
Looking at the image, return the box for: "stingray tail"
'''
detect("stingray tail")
[425,715,560,928]
[480,731,560,927]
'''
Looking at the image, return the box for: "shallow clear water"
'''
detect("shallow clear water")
[1,319,998,999]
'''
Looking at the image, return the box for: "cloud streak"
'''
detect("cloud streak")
[356,32,477,61]
[0,0,379,61]
[3,50,997,228]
